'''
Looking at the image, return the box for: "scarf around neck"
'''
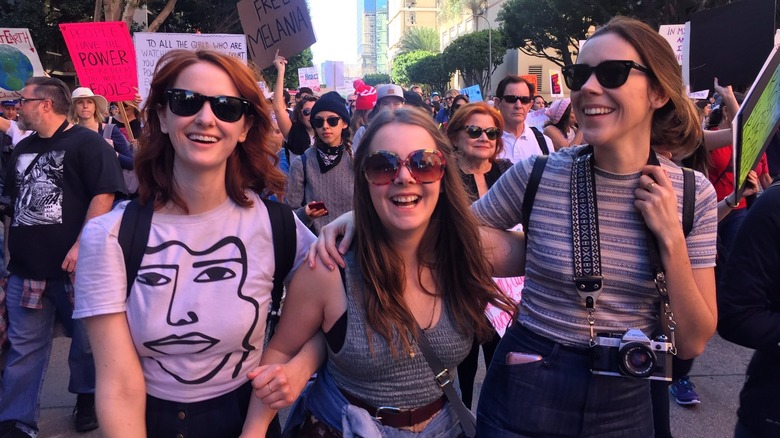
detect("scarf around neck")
[315,143,345,173]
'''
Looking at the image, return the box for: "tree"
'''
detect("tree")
[391,50,435,87]
[363,73,392,86]
[439,0,488,21]
[407,53,451,94]
[442,30,506,94]
[399,27,440,54]
[261,48,315,92]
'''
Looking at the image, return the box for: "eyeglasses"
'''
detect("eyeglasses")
[165,89,250,123]
[562,60,653,91]
[464,125,501,140]
[19,96,46,105]
[364,149,446,185]
[311,116,341,129]
[500,95,533,105]
[302,108,312,116]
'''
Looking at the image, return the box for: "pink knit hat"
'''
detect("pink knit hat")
[546,98,571,125]
[353,79,377,111]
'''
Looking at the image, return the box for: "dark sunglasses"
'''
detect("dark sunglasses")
[302,108,312,116]
[165,89,250,122]
[311,116,341,129]
[464,125,501,140]
[364,149,446,185]
[500,95,533,105]
[562,60,653,91]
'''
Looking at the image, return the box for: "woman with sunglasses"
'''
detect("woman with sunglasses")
[543,98,583,151]
[272,52,317,170]
[73,49,322,438]
[247,106,521,436]
[285,91,354,235]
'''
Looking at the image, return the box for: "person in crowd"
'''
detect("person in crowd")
[493,75,553,162]
[0,76,125,438]
[697,100,711,130]
[403,89,429,113]
[69,87,134,171]
[718,174,780,438]
[434,89,459,127]
[72,49,321,438]
[0,101,32,149]
[445,101,512,409]
[543,98,583,151]
[0,100,20,166]
[272,51,318,171]
[346,93,357,115]
[107,100,142,142]
[349,80,377,141]
[107,103,119,120]
[297,87,314,100]
[285,91,354,235]
[445,94,469,127]
[532,95,546,111]
[247,107,523,436]
[352,84,405,149]
[411,84,424,97]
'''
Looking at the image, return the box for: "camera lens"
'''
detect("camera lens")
[618,342,657,378]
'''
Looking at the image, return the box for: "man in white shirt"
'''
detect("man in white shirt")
[0,101,33,147]
[494,76,553,163]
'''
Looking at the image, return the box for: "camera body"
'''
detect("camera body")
[591,328,672,381]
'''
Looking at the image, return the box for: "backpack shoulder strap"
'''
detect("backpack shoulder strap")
[681,167,695,237]
[102,123,114,140]
[261,198,297,339]
[530,126,549,155]
[300,151,308,207]
[117,199,154,298]
[522,155,548,236]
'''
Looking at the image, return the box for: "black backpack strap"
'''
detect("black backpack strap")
[117,199,154,297]
[522,155,548,237]
[530,126,549,155]
[681,167,695,237]
[262,198,297,339]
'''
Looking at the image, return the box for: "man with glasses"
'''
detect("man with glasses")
[0,77,125,438]
[493,75,553,163]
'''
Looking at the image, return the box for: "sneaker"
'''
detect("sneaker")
[669,376,701,406]
[73,393,99,433]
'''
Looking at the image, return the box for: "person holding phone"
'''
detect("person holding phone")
[285,91,354,235]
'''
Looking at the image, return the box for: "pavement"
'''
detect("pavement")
[36,332,753,437]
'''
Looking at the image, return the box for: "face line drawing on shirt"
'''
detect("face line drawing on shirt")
[135,236,259,385]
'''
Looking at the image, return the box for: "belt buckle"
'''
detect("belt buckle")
[435,369,453,388]
[374,406,402,421]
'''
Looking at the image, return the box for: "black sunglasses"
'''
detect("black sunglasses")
[464,125,501,140]
[311,116,341,129]
[302,108,312,116]
[500,95,533,105]
[364,149,446,185]
[165,89,250,122]
[562,60,653,91]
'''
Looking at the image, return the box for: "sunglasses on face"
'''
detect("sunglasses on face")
[311,116,341,129]
[464,125,501,140]
[364,149,446,185]
[302,108,312,116]
[165,89,250,123]
[500,95,533,105]
[562,60,653,91]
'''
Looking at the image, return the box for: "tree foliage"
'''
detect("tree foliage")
[407,53,451,94]
[399,27,440,54]
[391,50,435,87]
[439,0,488,21]
[363,73,392,86]
[442,30,506,94]
[261,48,315,91]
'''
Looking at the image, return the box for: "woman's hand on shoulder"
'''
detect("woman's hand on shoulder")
[634,165,685,245]
[307,211,354,270]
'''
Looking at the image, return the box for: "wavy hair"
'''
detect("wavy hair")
[353,107,516,355]
[446,102,505,161]
[589,17,702,157]
[135,49,285,211]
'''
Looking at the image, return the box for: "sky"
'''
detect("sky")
[309,0,359,67]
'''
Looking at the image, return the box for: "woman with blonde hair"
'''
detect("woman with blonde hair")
[70,87,134,170]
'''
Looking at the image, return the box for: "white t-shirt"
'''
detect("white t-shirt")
[74,192,315,402]
[6,119,32,146]
[499,124,554,163]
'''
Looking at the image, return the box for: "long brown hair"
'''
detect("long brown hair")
[446,102,505,161]
[353,107,516,355]
[135,49,286,211]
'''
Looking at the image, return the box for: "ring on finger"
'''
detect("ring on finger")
[645,182,656,191]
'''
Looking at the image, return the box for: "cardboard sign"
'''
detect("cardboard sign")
[133,32,247,103]
[520,74,538,95]
[549,69,564,97]
[733,45,780,200]
[60,22,137,101]
[460,84,483,102]
[237,0,316,69]
[297,67,321,93]
[0,28,44,98]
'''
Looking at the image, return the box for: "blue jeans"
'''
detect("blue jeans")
[0,274,95,432]
[476,323,653,438]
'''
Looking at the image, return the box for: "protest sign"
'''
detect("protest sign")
[549,69,564,97]
[134,32,247,102]
[659,24,685,65]
[0,28,44,98]
[60,22,137,101]
[460,84,483,102]
[733,45,780,200]
[297,67,321,93]
[237,0,316,69]
[520,74,538,95]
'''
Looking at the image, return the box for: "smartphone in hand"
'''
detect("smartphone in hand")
[308,201,327,211]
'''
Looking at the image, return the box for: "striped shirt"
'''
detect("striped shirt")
[473,146,717,347]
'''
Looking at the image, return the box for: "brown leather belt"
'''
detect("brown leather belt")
[341,391,446,428]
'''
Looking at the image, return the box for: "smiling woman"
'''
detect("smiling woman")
[73,50,322,438]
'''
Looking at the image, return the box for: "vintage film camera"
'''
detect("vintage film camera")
[591,329,672,381]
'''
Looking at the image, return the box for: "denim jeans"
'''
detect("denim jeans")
[476,323,653,438]
[0,274,95,432]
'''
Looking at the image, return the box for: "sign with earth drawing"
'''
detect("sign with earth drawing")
[0,28,45,99]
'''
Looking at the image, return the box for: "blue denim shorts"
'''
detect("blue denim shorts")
[476,323,653,438]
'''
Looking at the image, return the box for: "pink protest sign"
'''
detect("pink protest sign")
[59,21,137,101]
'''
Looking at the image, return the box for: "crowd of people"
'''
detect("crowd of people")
[0,14,778,438]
